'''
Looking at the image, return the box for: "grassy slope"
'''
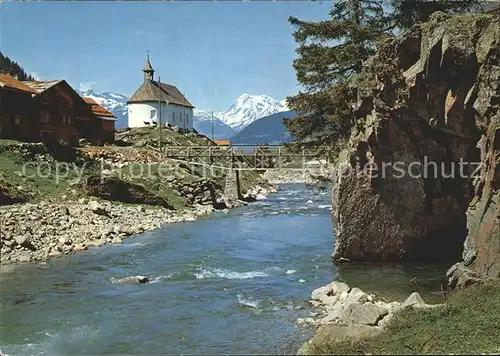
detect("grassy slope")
[0,138,189,208]
[1,126,271,207]
[0,140,99,203]
[115,126,214,147]
[116,162,194,210]
[310,281,500,355]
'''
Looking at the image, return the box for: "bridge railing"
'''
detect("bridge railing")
[162,145,333,171]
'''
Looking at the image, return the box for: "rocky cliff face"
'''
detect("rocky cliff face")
[331,12,499,284]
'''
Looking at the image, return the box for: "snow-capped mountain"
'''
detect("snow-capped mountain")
[78,89,129,128]
[193,94,288,138]
[219,94,288,132]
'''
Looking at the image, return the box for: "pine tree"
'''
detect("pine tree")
[284,0,391,151]
[0,52,35,81]
[285,0,480,152]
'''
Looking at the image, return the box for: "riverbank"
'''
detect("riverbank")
[0,184,277,265]
[298,280,500,355]
[0,200,212,264]
[0,133,276,265]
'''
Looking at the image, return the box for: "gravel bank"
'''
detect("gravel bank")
[0,183,276,265]
[0,199,213,265]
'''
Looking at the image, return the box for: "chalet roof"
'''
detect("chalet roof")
[214,139,231,146]
[158,82,194,108]
[83,97,117,120]
[127,80,195,108]
[0,73,38,94]
[23,80,63,93]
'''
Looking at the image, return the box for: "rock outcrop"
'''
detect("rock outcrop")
[296,280,445,354]
[85,175,174,208]
[331,12,499,283]
[165,176,219,206]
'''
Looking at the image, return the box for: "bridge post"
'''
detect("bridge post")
[254,147,258,169]
[278,146,282,169]
[230,146,234,169]
[224,169,241,200]
[224,148,241,200]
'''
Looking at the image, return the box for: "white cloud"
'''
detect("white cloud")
[79,81,96,92]
[134,29,162,41]
[31,72,41,80]
[135,30,149,37]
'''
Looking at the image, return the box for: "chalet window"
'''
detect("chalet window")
[172,112,175,122]
[186,114,189,123]
[40,111,50,124]
[14,115,21,125]
[40,130,55,139]
[150,109,157,119]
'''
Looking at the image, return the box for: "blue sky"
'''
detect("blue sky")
[0,1,332,111]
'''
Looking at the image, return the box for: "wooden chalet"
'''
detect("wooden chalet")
[83,97,116,143]
[22,79,94,146]
[0,74,116,146]
[0,73,39,141]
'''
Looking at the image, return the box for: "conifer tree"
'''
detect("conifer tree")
[285,0,479,151]
[0,52,35,81]
[284,0,391,151]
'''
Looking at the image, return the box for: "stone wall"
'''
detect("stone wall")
[165,175,218,206]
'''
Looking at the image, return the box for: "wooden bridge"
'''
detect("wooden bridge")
[162,144,331,171]
[160,144,332,200]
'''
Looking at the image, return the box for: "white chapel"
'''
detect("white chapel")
[127,56,195,130]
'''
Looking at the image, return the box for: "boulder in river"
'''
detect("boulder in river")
[110,276,149,284]
[87,200,109,217]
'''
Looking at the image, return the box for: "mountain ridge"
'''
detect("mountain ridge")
[231,110,296,145]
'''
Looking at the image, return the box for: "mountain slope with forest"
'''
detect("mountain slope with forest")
[0,52,35,81]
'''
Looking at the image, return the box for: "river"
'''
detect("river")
[0,184,449,355]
